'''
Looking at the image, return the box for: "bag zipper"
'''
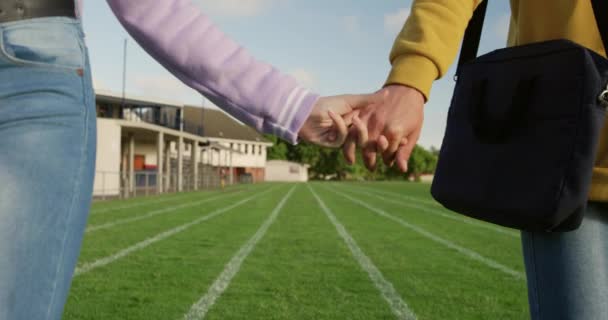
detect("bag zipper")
[600,83,608,108]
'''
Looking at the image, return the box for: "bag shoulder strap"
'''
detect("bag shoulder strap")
[456,0,488,74]
[456,0,608,74]
[591,0,608,54]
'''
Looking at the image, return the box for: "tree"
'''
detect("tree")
[404,145,438,181]
[310,148,354,180]
[264,134,288,160]
[429,146,440,157]
[263,134,438,182]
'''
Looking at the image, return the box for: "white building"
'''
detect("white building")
[93,91,272,198]
[183,106,271,183]
[265,160,309,182]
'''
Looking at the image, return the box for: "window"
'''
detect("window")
[289,165,300,174]
[259,145,263,155]
[97,103,113,118]
[245,144,249,154]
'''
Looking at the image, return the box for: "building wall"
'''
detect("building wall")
[163,139,267,169]
[135,143,159,167]
[265,160,309,182]
[420,174,434,183]
[245,167,265,183]
[94,119,122,196]
[219,140,268,168]
[94,119,273,197]
[197,139,268,168]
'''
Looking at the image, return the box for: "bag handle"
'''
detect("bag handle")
[456,0,608,75]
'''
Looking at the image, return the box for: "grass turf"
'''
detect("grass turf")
[64,182,529,319]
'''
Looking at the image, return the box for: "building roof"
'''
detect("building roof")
[93,90,270,144]
[95,89,183,109]
[184,106,270,143]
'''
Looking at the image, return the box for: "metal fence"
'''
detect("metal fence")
[93,166,246,201]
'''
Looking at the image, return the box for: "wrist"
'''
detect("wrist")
[385,54,437,101]
[384,84,425,105]
[289,94,319,145]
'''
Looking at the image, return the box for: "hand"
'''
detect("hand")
[299,93,377,148]
[343,84,424,172]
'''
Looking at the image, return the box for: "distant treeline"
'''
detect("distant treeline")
[265,135,438,181]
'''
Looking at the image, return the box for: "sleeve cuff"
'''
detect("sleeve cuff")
[276,92,319,145]
[385,54,439,102]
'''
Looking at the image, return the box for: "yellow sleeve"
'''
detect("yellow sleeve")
[385,0,483,100]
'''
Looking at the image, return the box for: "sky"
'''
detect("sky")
[83,0,511,149]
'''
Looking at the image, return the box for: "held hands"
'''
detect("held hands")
[298,94,378,148]
[298,84,424,173]
[344,85,425,172]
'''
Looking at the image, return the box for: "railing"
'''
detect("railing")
[93,167,251,201]
[122,107,181,131]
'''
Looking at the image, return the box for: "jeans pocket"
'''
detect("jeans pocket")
[0,18,85,73]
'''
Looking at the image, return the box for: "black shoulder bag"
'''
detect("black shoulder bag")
[430,0,608,232]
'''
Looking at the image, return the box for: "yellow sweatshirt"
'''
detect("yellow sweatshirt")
[386,0,608,201]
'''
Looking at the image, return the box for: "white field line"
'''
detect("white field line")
[327,187,524,280]
[340,183,439,207]
[90,186,246,215]
[183,186,296,320]
[74,186,277,277]
[341,185,518,238]
[90,193,198,215]
[86,189,247,233]
[309,185,417,320]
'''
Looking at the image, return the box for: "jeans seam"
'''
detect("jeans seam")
[43,44,90,320]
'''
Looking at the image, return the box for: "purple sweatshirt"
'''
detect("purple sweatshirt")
[84,0,319,144]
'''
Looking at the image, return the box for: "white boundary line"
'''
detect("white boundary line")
[90,186,246,215]
[325,187,524,280]
[86,189,247,233]
[339,183,440,207]
[182,186,296,320]
[341,185,518,238]
[309,185,417,320]
[91,193,198,215]
[74,186,277,277]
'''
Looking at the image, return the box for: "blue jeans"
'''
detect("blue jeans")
[522,203,608,320]
[0,17,95,320]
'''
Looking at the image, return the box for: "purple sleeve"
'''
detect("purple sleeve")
[105,0,319,144]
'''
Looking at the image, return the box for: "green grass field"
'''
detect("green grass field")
[64,182,529,320]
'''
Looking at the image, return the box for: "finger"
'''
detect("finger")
[343,129,358,165]
[396,132,420,172]
[342,110,359,127]
[377,135,389,154]
[388,137,407,167]
[327,131,337,142]
[396,145,409,173]
[363,143,377,171]
[327,110,348,147]
[381,133,405,166]
[378,135,403,166]
[352,115,369,148]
